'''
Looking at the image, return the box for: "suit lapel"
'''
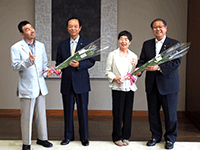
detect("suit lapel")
[160,36,168,53]
[149,39,156,58]
[114,49,122,75]
[21,40,30,54]
[35,41,40,56]
[63,39,71,59]
[77,37,84,52]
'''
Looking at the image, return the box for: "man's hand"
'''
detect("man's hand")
[47,68,53,77]
[69,60,79,68]
[29,52,36,63]
[47,68,61,77]
[145,65,159,71]
[56,69,61,73]
[114,77,123,84]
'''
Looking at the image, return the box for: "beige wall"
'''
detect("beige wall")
[0,0,35,109]
[0,0,188,110]
[118,0,188,111]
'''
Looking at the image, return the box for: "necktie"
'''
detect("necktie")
[72,41,76,56]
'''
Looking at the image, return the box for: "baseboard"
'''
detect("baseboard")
[185,111,200,131]
[0,109,185,117]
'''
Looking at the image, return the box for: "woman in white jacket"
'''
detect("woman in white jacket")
[106,30,138,146]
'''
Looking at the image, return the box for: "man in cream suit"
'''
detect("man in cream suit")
[11,21,53,150]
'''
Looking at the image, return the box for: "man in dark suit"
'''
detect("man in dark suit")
[56,17,95,146]
[136,18,181,149]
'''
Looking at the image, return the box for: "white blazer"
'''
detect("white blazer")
[105,48,138,92]
[11,39,49,98]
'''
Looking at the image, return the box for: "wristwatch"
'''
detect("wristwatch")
[157,66,161,71]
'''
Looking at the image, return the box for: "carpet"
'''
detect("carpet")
[0,140,200,150]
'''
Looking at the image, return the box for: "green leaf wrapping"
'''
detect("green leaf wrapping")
[131,42,191,76]
[55,47,96,70]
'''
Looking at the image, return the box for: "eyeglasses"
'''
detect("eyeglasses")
[152,25,165,29]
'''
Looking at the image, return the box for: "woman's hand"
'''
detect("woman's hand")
[114,77,123,84]
[124,76,130,80]
[134,68,142,76]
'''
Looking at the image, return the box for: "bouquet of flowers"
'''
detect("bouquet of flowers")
[43,37,110,77]
[131,42,191,76]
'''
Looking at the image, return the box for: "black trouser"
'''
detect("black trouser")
[112,90,134,141]
[147,83,178,143]
[62,87,89,141]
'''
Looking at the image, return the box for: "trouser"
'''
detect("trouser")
[112,90,134,142]
[62,91,89,141]
[20,95,48,145]
[147,84,178,143]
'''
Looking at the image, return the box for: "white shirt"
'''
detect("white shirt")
[155,35,166,56]
[70,35,80,55]
[106,48,138,92]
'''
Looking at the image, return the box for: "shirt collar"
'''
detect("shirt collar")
[70,35,80,43]
[23,38,35,46]
[118,48,129,54]
[155,35,166,43]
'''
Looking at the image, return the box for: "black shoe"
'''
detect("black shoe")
[22,144,30,150]
[165,141,174,149]
[36,138,53,147]
[146,138,160,146]
[81,139,89,146]
[60,139,74,145]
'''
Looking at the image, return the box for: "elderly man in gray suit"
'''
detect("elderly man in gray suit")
[11,21,53,150]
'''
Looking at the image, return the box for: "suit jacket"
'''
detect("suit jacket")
[11,39,49,98]
[137,37,181,95]
[106,48,138,92]
[56,37,95,94]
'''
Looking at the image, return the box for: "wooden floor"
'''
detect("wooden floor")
[0,115,200,142]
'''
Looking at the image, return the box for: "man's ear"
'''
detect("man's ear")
[20,32,24,38]
[79,26,82,32]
